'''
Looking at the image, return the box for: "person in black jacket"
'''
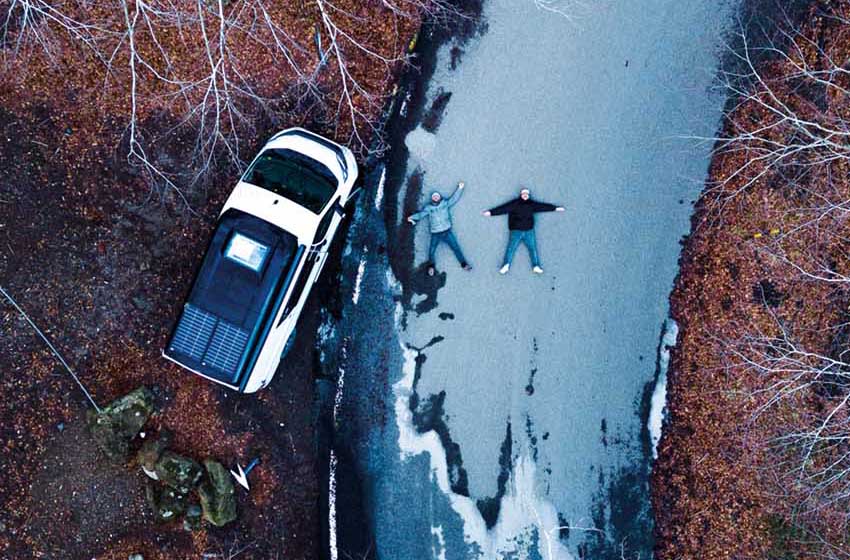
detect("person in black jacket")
[482,187,565,274]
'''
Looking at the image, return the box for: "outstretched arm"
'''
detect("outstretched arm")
[407,207,428,224]
[531,201,565,213]
[447,181,466,207]
[484,199,516,217]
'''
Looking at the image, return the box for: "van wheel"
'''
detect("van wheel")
[281,328,296,359]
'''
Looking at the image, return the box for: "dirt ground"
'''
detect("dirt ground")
[0,101,339,559]
[0,0,434,554]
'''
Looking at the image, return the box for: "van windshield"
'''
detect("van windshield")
[243,148,336,214]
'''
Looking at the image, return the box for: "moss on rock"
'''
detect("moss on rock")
[87,387,154,460]
[145,482,187,523]
[154,451,203,495]
[183,504,203,532]
[198,460,237,527]
[137,429,173,476]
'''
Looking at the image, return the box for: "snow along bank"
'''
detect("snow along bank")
[649,319,678,460]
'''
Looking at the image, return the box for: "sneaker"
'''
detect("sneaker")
[462,263,473,271]
[532,266,544,274]
[499,264,510,275]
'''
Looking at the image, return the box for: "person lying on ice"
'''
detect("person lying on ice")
[482,187,565,274]
[407,181,472,277]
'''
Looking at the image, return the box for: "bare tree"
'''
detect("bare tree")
[708,8,850,542]
[313,0,409,153]
[1,0,113,62]
[1,0,449,201]
[726,311,850,523]
[694,12,850,216]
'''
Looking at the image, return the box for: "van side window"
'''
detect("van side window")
[312,197,339,245]
[278,253,317,326]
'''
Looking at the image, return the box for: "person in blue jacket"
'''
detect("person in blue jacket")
[483,187,565,274]
[408,181,472,276]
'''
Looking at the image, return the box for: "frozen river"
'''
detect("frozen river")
[327,0,738,558]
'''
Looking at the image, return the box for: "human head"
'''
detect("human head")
[520,187,530,201]
[431,192,442,204]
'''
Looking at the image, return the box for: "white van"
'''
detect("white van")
[163,128,358,392]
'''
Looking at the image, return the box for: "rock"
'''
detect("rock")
[183,504,202,532]
[145,482,186,523]
[87,387,154,460]
[198,460,237,527]
[137,429,173,474]
[154,451,203,495]
[129,554,144,560]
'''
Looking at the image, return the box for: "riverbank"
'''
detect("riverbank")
[652,1,850,558]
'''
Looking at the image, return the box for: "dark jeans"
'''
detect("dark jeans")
[503,228,540,267]
[428,229,467,265]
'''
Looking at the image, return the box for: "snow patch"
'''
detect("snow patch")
[352,248,368,305]
[374,166,386,211]
[333,343,347,425]
[405,126,437,165]
[649,319,678,460]
[316,316,337,364]
[328,449,339,560]
[328,342,349,560]
[385,267,402,294]
[431,525,447,560]
[316,317,336,345]
[393,337,574,559]
[399,90,412,117]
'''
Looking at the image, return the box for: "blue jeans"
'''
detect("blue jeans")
[429,229,467,265]
[503,229,540,267]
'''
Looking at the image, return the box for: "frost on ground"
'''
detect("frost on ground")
[328,342,349,560]
[649,319,678,460]
[394,339,573,560]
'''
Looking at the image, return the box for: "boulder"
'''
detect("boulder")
[87,387,154,460]
[183,504,203,532]
[154,451,203,495]
[145,482,186,523]
[198,460,237,527]
[137,429,173,478]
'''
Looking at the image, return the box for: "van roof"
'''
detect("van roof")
[164,209,301,388]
